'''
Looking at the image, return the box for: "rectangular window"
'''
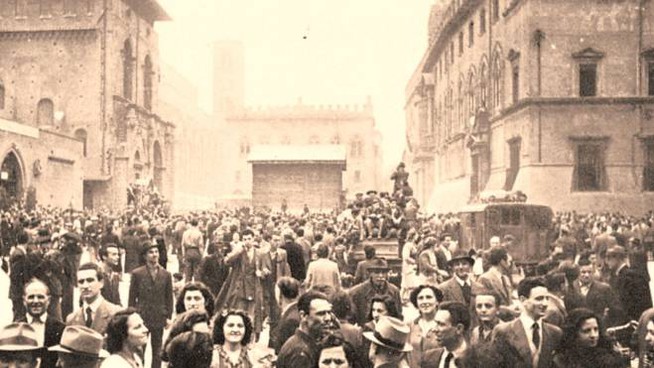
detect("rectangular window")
[0,85,4,110]
[648,62,654,96]
[480,8,486,34]
[505,139,521,190]
[645,140,654,191]
[574,142,605,191]
[63,0,77,15]
[469,21,474,46]
[459,32,464,55]
[579,63,597,97]
[15,0,27,17]
[512,65,519,103]
[492,0,500,23]
[354,170,361,183]
[450,42,455,64]
[39,0,51,16]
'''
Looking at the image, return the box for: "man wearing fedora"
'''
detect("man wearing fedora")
[49,325,109,368]
[363,315,412,368]
[438,249,483,310]
[129,243,173,368]
[606,245,652,322]
[349,258,402,327]
[19,278,65,368]
[0,322,43,368]
[66,262,121,336]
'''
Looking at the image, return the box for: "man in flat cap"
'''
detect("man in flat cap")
[606,245,652,322]
[348,258,402,327]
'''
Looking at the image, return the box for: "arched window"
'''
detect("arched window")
[36,99,54,126]
[0,83,5,110]
[330,135,341,144]
[308,135,320,145]
[74,128,88,157]
[480,60,488,108]
[122,39,133,100]
[468,71,476,120]
[239,139,250,156]
[143,55,153,110]
[350,137,364,158]
[492,53,503,110]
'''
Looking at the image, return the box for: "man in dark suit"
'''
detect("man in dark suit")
[65,262,121,336]
[423,302,475,368]
[490,277,562,368]
[606,245,653,322]
[477,246,519,320]
[418,236,449,285]
[21,278,65,368]
[129,244,173,368]
[99,243,121,306]
[353,245,377,285]
[281,233,305,281]
[269,276,300,353]
[565,256,624,327]
[438,249,483,309]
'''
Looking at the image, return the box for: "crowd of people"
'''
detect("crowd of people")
[1,168,654,367]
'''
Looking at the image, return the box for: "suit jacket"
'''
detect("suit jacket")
[270,302,300,353]
[565,280,623,327]
[422,346,478,368]
[477,269,512,306]
[354,259,376,285]
[491,318,562,368]
[281,241,306,281]
[128,264,173,330]
[65,298,121,336]
[438,276,483,308]
[18,316,65,368]
[260,248,291,283]
[101,262,122,306]
[610,265,653,322]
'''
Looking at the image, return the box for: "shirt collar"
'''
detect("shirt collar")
[84,295,104,312]
[27,313,47,324]
[519,313,542,333]
[445,339,468,360]
[454,275,469,287]
[616,263,628,276]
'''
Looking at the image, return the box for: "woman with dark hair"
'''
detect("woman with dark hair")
[407,284,444,368]
[162,309,212,362]
[101,308,149,368]
[167,331,214,368]
[553,308,629,368]
[175,281,215,317]
[211,310,256,367]
[363,294,402,332]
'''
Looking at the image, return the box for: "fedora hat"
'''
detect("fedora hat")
[0,323,41,351]
[448,249,475,266]
[367,257,389,272]
[49,326,109,359]
[363,316,412,352]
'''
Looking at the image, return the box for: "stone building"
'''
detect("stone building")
[405,0,654,214]
[214,42,383,208]
[0,0,174,210]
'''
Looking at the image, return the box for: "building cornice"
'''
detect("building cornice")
[112,95,175,128]
[0,28,97,39]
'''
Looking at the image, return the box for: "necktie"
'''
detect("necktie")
[32,315,42,324]
[444,352,454,368]
[85,307,93,328]
[532,322,540,349]
[461,283,471,305]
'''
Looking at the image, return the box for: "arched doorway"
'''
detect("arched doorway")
[0,151,24,200]
[153,141,163,192]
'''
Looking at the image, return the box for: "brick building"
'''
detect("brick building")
[405,0,654,214]
[213,42,383,207]
[0,0,174,210]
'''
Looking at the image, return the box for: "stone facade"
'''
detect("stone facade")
[405,0,654,214]
[0,0,174,210]
[213,42,383,204]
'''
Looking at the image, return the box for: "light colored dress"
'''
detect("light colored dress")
[210,345,253,368]
[100,353,143,368]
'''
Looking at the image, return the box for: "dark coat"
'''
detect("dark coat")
[198,252,229,296]
[277,329,319,368]
[122,232,141,273]
[18,316,65,368]
[128,264,173,329]
[65,298,122,336]
[281,240,306,281]
[565,279,623,327]
[490,318,562,368]
[610,265,653,322]
[348,280,402,327]
[269,302,300,353]
[101,262,122,306]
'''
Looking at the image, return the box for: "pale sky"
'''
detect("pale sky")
[156,0,434,172]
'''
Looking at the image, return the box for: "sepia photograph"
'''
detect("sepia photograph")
[0,0,653,367]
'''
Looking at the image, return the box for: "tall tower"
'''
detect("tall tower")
[213,41,245,117]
